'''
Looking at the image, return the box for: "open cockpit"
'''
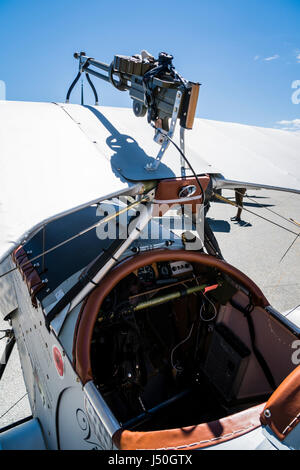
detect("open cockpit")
[72,249,299,447]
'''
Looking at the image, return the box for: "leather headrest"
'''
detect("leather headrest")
[260,365,300,440]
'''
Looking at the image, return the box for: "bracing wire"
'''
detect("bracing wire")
[235,189,300,229]
[0,393,28,421]
[216,190,300,263]
[213,192,299,237]
[0,128,208,283]
[0,196,149,280]
[280,233,300,263]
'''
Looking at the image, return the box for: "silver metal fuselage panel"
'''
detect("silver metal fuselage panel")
[10,268,116,450]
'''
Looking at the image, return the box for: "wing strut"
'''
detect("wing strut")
[0,329,15,382]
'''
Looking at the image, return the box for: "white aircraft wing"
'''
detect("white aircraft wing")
[61,103,300,192]
[1,100,299,263]
[188,119,300,193]
[0,100,299,319]
[0,101,141,264]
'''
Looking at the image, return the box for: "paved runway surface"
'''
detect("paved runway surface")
[208,189,300,312]
[0,188,299,430]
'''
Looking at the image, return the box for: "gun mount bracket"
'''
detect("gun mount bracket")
[145,90,183,172]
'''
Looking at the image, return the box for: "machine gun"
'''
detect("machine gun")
[66,51,200,171]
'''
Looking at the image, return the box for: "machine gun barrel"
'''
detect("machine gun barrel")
[74,52,131,89]
[67,50,200,171]
[70,51,200,129]
[85,57,110,73]
[84,66,111,84]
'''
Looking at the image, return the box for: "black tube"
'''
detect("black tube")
[66,71,82,103]
[230,299,276,390]
[0,336,15,381]
[204,218,223,259]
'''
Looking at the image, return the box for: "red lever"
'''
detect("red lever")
[203,284,219,294]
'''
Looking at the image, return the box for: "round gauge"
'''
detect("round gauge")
[137,265,155,283]
[157,262,171,279]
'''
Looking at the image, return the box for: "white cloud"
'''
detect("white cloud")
[263,54,280,61]
[296,53,300,63]
[254,55,260,61]
[275,119,300,132]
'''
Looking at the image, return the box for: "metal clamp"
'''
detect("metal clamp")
[0,329,13,341]
[180,126,187,177]
[66,52,99,105]
[145,90,183,172]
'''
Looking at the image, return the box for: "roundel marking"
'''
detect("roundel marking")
[52,345,64,378]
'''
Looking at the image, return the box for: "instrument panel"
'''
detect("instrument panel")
[137,265,156,283]
[135,261,194,284]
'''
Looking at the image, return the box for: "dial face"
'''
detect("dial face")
[157,262,171,279]
[137,265,155,283]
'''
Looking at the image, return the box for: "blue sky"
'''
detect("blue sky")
[0,0,299,129]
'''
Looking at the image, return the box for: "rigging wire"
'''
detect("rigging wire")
[234,189,300,229]
[280,233,300,263]
[152,128,300,263]
[0,128,208,283]
[1,127,299,279]
[285,304,300,316]
[0,393,28,421]
[213,192,300,237]
[0,196,149,280]
[280,218,300,262]
[279,218,300,262]
[158,130,300,262]
[217,190,300,263]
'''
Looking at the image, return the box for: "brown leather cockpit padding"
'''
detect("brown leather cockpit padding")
[260,365,300,441]
[13,247,44,308]
[113,402,265,450]
[153,175,210,215]
[73,250,269,384]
